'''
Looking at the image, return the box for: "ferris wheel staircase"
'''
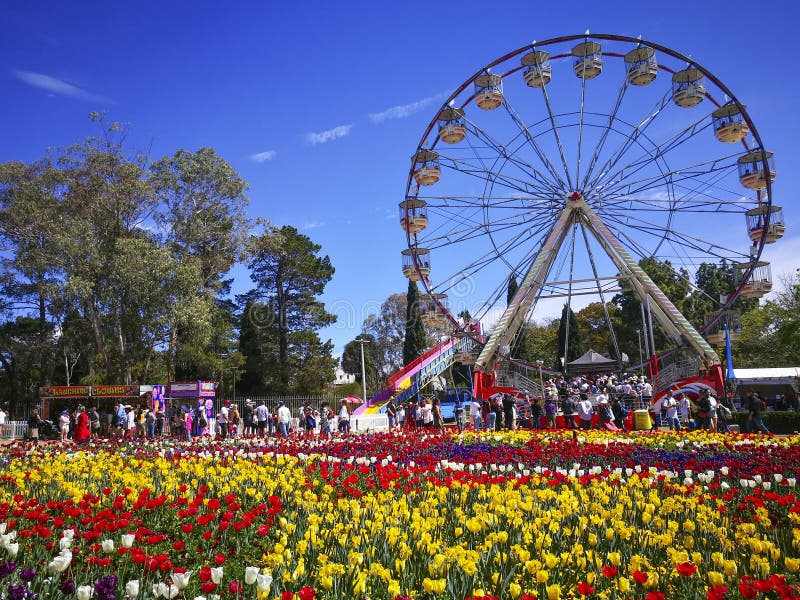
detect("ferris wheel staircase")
[352,335,476,415]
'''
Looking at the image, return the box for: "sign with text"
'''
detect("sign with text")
[169,381,216,398]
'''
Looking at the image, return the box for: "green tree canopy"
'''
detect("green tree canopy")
[245,225,337,394]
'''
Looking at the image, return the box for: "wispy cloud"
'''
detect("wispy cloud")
[305,124,352,146]
[12,69,114,104]
[369,92,449,124]
[301,221,325,230]
[250,150,277,163]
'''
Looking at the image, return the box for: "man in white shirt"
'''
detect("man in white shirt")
[217,401,230,439]
[254,401,269,436]
[277,401,292,437]
[663,394,680,430]
[577,393,594,429]
[0,406,6,426]
[470,398,483,430]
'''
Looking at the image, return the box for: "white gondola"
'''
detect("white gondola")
[411,149,440,186]
[401,248,430,281]
[672,68,706,107]
[420,293,449,327]
[734,260,772,298]
[624,46,658,86]
[737,150,776,191]
[521,50,552,87]
[572,41,603,79]
[399,197,428,234]
[704,311,741,346]
[437,107,466,144]
[712,103,749,143]
[474,73,503,110]
[745,204,785,244]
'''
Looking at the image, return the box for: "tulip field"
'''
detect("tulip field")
[1,430,800,600]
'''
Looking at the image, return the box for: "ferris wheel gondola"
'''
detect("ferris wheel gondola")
[398,33,781,391]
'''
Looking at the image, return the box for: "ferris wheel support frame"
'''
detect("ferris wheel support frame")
[475,193,721,375]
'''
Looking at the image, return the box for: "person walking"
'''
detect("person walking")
[746,391,770,434]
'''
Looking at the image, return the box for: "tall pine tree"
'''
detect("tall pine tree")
[403,280,426,365]
[555,303,583,372]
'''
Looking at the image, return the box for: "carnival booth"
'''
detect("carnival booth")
[38,385,158,435]
[168,381,216,435]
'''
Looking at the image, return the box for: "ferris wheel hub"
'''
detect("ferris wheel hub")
[566,191,586,209]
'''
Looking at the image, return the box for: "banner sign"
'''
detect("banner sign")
[39,386,89,398]
[92,385,140,398]
[169,381,217,398]
[40,385,143,398]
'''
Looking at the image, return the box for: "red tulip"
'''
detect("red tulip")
[576,582,595,596]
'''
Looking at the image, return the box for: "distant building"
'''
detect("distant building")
[333,367,355,386]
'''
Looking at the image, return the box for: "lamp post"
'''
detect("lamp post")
[536,359,545,396]
[356,337,370,403]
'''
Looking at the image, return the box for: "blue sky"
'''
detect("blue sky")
[2,0,798,356]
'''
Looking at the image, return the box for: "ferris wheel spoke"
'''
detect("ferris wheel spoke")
[421,195,562,210]
[420,207,555,250]
[429,218,553,297]
[459,118,565,195]
[596,153,739,200]
[598,194,754,212]
[499,96,568,191]
[580,78,629,189]
[575,72,589,187]
[537,78,575,189]
[601,209,751,261]
[439,149,563,198]
[590,114,714,195]
[583,87,673,191]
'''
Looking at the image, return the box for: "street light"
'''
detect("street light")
[536,359,545,396]
[356,337,370,403]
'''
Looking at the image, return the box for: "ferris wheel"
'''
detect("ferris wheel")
[399,33,783,378]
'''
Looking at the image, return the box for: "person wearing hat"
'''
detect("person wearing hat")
[58,409,71,442]
[242,399,254,436]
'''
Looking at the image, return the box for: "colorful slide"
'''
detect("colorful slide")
[352,336,474,415]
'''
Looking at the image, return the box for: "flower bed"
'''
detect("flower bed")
[0,430,799,599]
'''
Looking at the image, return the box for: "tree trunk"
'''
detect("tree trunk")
[276,265,289,391]
[167,326,176,384]
[86,300,112,376]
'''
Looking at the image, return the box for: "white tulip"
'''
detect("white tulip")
[775,474,783,483]
[172,571,192,590]
[121,534,135,548]
[6,542,18,558]
[788,478,797,487]
[47,552,72,574]
[77,585,94,600]
[101,539,115,553]
[244,567,259,585]
[256,573,273,593]
[193,597,207,600]
[125,580,140,598]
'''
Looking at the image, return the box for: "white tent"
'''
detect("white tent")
[733,367,800,386]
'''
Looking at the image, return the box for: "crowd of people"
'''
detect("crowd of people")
[18,372,776,443]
